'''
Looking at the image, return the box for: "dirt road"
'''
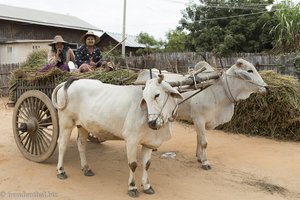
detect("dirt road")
[0,97,299,200]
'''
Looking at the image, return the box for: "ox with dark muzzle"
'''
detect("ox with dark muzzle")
[51,75,182,197]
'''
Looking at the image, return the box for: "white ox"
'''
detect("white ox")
[136,59,268,170]
[136,61,215,83]
[51,76,183,197]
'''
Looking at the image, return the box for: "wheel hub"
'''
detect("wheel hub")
[18,118,38,133]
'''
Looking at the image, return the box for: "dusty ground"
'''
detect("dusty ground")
[0,97,299,200]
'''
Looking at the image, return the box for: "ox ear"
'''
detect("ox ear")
[161,82,183,99]
[171,91,183,99]
[140,99,147,110]
[235,69,252,81]
[167,86,183,99]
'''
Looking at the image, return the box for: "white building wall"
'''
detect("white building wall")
[0,41,51,64]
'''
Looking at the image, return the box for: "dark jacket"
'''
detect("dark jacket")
[75,45,102,67]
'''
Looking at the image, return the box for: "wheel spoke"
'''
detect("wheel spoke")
[18,106,29,121]
[26,135,33,153]
[34,136,39,155]
[31,140,35,155]
[16,114,28,122]
[39,108,50,120]
[20,131,30,143]
[18,129,28,136]
[23,133,32,150]
[36,131,47,153]
[38,130,49,151]
[40,128,53,139]
[33,135,39,155]
[28,97,36,117]
[31,136,36,155]
[39,122,53,127]
[23,99,32,117]
[39,129,51,144]
[36,135,43,155]
[36,99,44,120]
[39,114,52,125]
[41,127,54,132]
[32,97,38,118]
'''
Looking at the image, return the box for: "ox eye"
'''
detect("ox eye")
[247,70,253,73]
[154,94,160,99]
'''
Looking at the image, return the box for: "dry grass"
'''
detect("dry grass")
[218,70,300,141]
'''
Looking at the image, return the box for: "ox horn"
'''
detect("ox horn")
[236,58,244,68]
[158,74,164,83]
[133,80,146,85]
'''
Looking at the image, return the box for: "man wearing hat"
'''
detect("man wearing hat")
[40,35,75,72]
[75,31,104,72]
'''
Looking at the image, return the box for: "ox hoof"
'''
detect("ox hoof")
[201,164,212,170]
[128,189,139,198]
[143,186,155,195]
[84,169,95,176]
[57,172,68,180]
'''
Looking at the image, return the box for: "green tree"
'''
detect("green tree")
[271,0,300,53]
[164,29,188,52]
[179,0,276,56]
[136,32,160,55]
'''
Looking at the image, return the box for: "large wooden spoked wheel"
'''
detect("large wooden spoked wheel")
[12,90,59,162]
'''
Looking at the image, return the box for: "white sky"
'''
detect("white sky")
[0,0,298,40]
[0,0,191,40]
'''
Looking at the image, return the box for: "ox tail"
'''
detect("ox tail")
[52,77,79,110]
[52,82,66,110]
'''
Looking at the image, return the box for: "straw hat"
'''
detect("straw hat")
[80,31,100,44]
[48,35,68,46]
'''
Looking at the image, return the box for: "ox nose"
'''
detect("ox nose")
[259,84,269,93]
[265,86,269,92]
[148,120,159,130]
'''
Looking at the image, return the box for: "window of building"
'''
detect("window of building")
[69,43,78,52]
[7,46,12,53]
[32,45,40,49]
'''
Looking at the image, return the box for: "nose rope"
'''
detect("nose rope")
[223,73,267,103]
[169,87,207,122]
[225,73,267,88]
[169,104,178,122]
[148,94,170,123]
[224,73,237,103]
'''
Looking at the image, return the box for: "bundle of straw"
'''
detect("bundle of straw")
[218,70,300,141]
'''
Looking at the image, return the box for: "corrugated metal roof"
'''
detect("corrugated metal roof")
[0,4,102,31]
[103,32,146,48]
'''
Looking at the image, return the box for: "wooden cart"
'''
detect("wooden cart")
[9,76,61,162]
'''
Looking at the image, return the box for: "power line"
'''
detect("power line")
[192,10,274,22]
[205,2,269,6]
[201,5,266,10]
[160,0,189,4]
